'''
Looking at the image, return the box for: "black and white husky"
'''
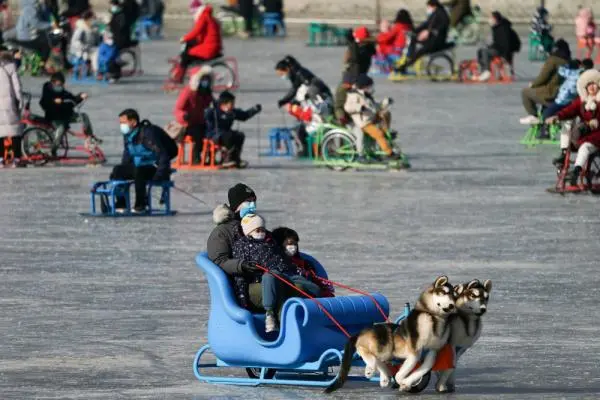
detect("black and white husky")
[435,278,492,393]
[325,276,457,393]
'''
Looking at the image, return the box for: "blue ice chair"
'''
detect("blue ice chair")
[88,177,176,217]
[261,127,294,156]
[262,12,286,37]
[70,57,108,85]
[135,16,163,41]
[193,252,391,386]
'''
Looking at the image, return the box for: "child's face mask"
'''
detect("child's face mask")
[111,5,120,13]
[105,39,114,46]
[250,230,266,240]
[52,83,63,92]
[238,201,256,218]
[285,244,298,256]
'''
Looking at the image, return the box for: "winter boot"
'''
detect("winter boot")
[569,166,582,186]
[265,310,279,333]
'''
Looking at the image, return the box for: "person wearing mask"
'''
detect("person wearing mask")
[334,71,357,125]
[108,109,177,213]
[109,0,138,51]
[376,9,414,60]
[275,55,331,109]
[476,11,520,82]
[173,66,214,164]
[396,0,450,74]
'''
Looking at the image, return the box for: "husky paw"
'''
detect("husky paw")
[379,375,390,388]
[364,366,375,378]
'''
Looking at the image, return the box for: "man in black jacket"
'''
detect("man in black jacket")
[477,11,519,81]
[397,0,450,73]
[275,55,331,108]
[109,108,174,213]
[109,0,138,51]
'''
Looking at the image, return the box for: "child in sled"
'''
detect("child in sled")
[39,72,90,157]
[545,69,600,185]
[344,74,401,163]
[231,214,324,332]
[271,226,334,297]
[204,91,261,168]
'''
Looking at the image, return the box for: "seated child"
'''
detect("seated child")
[546,69,600,185]
[232,214,324,332]
[344,74,400,162]
[543,59,594,121]
[531,6,553,52]
[96,31,121,82]
[376,9,413,61]
[575,7,596,55]
[68,10,100,70]
[204,91,261,168]
[39,72,88,156]
[271,227,335,298]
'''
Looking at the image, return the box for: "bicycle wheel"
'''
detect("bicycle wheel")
[21,127,53,166]
[427,54,455,82]
[212,62,236,90]
[320,130,358,171]
[119,49,137,77]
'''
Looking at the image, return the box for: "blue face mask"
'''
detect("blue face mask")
[426,8,434,16]
[120,123,132,135]
[239,201,256,219]
[280,74,288,80]
[52,84,63,92]
[111,5,120,13]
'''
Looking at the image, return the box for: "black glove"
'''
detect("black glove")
[254,104,262,113]
[277,99,287,108]
[241,261,261,273]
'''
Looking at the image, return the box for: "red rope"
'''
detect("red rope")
[313,275,391,323]
[255,265,351,338]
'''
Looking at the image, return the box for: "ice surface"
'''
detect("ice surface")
[1,36,600,399]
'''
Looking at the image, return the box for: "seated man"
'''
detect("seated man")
[344,74,400,162]
[546,69,600,185]
[204,91,261,168]
[232,214,322,332]
[39,72,88,156]
[109,109,176,213]
[396,0,450,74]
[208,183,292,334]
[171,3,222,83]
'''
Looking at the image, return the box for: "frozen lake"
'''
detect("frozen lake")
[2,34,600,399]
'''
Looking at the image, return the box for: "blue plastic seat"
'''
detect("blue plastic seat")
[89,174,176,216]
[196,252,389,367]
[262,12,286,37]
[262,127,294,157]
[135,16,163,41]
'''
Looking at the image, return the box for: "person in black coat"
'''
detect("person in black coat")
[39,72,88,155]
[397,0,450,73]
[344,26,377,77]
[110,108,174,212]
[204,91,262,168]
[109,0,137,50]
[476,11,520,81]
[274,55,332,108]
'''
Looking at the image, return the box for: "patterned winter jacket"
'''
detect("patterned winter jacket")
[232,235,298,279]
[555,66,583,106]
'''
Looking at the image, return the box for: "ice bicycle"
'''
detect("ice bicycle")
[193,253,453,390]
[306,123,411,171]
[547,146,600,194]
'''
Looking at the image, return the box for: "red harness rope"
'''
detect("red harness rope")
[256,264,351,338]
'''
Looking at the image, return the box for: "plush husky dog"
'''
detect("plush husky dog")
[325,276,456,393]
[435,279,492,393]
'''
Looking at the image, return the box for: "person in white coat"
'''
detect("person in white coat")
[0,47,24,167]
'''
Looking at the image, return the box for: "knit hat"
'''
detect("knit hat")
[356,74,373,89]
[342,71,357,85]
[228,183,256,212]
[241,214,265,236]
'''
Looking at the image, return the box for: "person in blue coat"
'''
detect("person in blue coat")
[109,108,175,213]
[204,91,261,168]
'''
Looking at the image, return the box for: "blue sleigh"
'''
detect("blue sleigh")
[193,252,413,387]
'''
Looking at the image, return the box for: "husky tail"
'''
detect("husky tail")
[324,334,359,393]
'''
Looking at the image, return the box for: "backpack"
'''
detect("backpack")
[509,28,521,53]
[140,120,178,160]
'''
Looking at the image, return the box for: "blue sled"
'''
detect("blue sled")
[86,179,176,217]
[193,252,413,387]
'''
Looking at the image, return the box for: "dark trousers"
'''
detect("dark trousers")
[239,0,254,34]
[109,164,157,208]
[402,39,445,70]
[220,130,245,164]
[186,123,205,164]
[542,102,567,120]
[477,47,500,71]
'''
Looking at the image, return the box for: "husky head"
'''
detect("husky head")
[420,276,456,316]
[454,279,492,317]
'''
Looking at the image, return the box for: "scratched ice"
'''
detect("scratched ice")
[1,32,600,399]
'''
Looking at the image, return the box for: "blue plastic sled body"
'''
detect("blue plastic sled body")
[193,252,410,387]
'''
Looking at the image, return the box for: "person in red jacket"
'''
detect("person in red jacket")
[546,69,600,185]
[171,3,223,83]
[173,65,214,163]
[377,9,414,58]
